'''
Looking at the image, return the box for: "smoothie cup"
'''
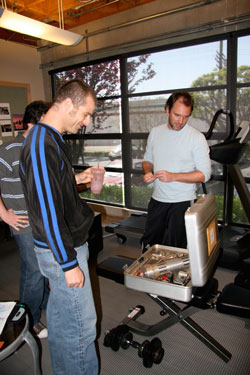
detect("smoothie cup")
[91,166,105,194]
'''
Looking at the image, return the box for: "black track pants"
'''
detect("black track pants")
[141,198,193,253]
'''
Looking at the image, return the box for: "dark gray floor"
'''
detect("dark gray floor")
[0,225,250,375]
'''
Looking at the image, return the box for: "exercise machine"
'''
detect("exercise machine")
[207,111,250,269]
[105,212,147,244]
[97,194,250,367]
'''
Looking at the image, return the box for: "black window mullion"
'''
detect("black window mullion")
[224,35,238,223]
[120,57,133,208]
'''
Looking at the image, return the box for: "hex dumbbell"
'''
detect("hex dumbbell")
[104,324,164,368]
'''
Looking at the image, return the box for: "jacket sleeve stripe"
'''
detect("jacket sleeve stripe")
[39,127,68,262]
[31,126,61,262]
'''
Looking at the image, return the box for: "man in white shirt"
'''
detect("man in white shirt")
[141,91,211,252]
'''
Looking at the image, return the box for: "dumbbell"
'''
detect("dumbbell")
[104,324,164,368]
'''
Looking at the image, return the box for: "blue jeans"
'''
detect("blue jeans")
[14,232,49,324]
[34,242,98,375]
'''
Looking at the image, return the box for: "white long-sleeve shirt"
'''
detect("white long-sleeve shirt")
[143,123,211,203]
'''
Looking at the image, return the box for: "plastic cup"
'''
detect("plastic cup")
[90,166,105,194]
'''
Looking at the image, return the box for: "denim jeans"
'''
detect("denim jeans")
[34,242,98,375]
[14,232,49,324]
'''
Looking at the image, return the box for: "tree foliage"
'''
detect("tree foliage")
[56,57,155,163]
[191,65,250,131]
[55,56,155,132]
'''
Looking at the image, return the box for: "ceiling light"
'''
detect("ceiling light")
[0,8,83,46]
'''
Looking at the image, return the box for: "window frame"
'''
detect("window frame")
[49,28,250,227]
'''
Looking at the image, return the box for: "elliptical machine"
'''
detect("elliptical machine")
[205,109,250,270]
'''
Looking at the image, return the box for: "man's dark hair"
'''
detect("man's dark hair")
[165,91,194,113]
[23,101,50,130]
[54,79,96,108]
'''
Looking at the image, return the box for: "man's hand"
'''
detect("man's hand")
[154,170,174,182]
[75,167,93,185]
[65,266,85,288]
[143,172,156,184]
[1,209,29,231]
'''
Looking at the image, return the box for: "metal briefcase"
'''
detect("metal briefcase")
[124,194,220,302]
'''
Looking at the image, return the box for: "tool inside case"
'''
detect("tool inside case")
[124,194,220,302]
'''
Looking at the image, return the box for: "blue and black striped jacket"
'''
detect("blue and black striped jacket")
[19,122,94,272]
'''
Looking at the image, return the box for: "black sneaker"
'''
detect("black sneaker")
[33,322,48,339]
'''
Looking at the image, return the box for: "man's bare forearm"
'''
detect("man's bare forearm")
[142,161,153,174]
[154,170,205,183]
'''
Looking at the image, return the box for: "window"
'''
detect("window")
[128,42,227,94]
[50,31,250,225]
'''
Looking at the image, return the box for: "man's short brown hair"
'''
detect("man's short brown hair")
[165,91,194,113]
[54,79,96,108]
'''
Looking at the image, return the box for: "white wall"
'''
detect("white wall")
[0,40,45,101]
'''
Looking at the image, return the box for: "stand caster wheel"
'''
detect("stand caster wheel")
[117,234,127,244]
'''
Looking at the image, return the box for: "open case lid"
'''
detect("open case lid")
[185,194,220,287]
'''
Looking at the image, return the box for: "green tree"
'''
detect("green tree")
[191,65,250,130]
[191,67,227,129]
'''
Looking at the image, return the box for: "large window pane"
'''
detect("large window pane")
[236,87,250,125]
[232,186,249,224]
[55,59,121,96]
[203,180,224,221]
[131,185,153,209]
[86,99,122,134]
[65,139,122,168]
[237,36,250,126]
[192,89,227,135]
[131,139,146,164]
[129,95,167,133]
[79,178,124,205]
[241,147,250,178]
[129,90,226,135]
[237,35,250,75]
[128,41,227,93]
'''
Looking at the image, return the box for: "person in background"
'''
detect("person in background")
[141,91,211,252]
[19,79,98,375]
[0,101,50,338]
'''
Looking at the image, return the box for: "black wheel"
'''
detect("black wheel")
[117,235,127,244]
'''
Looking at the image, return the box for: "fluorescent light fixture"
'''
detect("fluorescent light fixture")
[0,7,83,46]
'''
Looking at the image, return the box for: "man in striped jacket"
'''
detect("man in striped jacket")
[19,79,98,375]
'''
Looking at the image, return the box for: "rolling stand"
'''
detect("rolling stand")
[98,195,250,367]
